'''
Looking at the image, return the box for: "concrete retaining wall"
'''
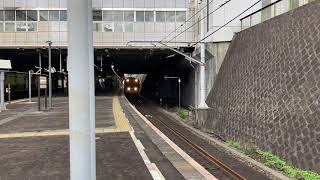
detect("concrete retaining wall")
[205,1,320,172]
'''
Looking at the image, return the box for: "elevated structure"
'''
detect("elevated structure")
[0,0,195,48]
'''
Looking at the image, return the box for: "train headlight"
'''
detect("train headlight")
[127,87,131,91]
[126,79,130,82]
[134,87,138,91]
[134,79,138,83]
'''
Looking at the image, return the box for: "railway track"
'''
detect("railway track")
[127,96,270,180]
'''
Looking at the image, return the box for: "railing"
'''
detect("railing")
[240,0,315,30]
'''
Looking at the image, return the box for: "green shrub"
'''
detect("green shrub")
[225,141,320,180]
[226,141,241,149]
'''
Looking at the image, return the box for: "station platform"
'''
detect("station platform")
[0,95,211,180]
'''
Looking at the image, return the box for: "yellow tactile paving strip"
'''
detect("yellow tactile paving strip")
[0,96,130,139]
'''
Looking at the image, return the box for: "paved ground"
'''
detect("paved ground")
[0,96,152,180]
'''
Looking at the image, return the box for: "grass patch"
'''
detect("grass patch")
[226,141,320,180]
[169,107,190,120]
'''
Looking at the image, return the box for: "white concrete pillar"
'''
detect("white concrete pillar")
[68,0,95,179]
[0,71,5,110]
[47,41,52,108]
[29,70,32,103]
[198,4,208,109]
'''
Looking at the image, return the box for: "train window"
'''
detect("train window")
[49,11,59,21]
[145,11,154,22]
[136,11,144,22]
[0,11,4,21]
[5,11,15,21]
[27,11,38,21]
[40,11,49,21]
[60,11,67,21]
[16,10,26,21]
[93,10,102,21]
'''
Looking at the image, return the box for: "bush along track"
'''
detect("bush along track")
[225,141,320,180]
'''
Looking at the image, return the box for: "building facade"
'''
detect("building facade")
[0,0,195,47]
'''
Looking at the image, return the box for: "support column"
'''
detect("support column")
[0,71,5,110]
[47,41,52,108]
[198,4,208,109]
[68,0,95,179]
[29,70,32,103]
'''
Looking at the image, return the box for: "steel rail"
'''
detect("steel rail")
[153,113,246,180]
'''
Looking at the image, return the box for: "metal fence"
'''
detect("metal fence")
[240,0,315,30]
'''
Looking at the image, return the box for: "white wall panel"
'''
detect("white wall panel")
[49,0,59,8]
[112,0,123,8]
[103,0,112,8]
[26,0,38,8]
[15,0,26,8]
[134,0,144,8]
[3,0,14,8]
[93,0,103,8]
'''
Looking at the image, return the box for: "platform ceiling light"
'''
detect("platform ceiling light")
[134,87,138,91]
[0,60,12,70]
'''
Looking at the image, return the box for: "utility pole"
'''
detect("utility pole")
[46,41,52,108]
[68,0,96,179]
[198,2,209,109]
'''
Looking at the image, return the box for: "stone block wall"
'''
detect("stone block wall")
[205,1,320,172]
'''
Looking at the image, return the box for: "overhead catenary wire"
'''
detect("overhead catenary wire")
[190,0,262,47]
[160,0,219,43]
[165,0,232,44]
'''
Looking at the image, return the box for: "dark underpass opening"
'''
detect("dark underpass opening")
[0,48,195,107]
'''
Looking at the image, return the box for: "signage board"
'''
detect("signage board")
[40,76,47,89]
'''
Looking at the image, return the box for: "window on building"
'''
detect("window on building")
[60,11,67,21]
[145,11,154,22]
[114,22,123,32]
[113,11,123,22]
[27,11,38,21]
[5,11,15,21]
[93,10,102,21]
[0,23,3,32]
[27,22,37,31]
[136,11,144,22]
[49,11,59,21]
[16,11,26,21]
[0,11,4,21]
[124,23,133,32]
[166,11,175,22]
[176,11,186,22]
[104,22,113,32]
[124,11,134,22]
[16,22,27,31]
[40,11,49,21]
[5,22,15,32]
[103,11,113,21]
[156,11,165,22]
[93,22,102,31]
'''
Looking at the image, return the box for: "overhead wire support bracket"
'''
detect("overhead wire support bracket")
[127,41,205,66]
